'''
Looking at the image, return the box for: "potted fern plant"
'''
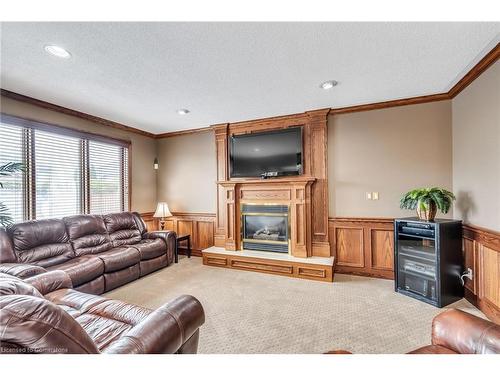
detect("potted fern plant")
[400,187,455,221]
[0,162,24,227]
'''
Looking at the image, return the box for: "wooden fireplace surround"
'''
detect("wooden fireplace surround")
[211,108,331,258]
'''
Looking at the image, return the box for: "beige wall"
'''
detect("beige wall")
[452,60,500,230]
[6,59,496,225]
[0,96,158,213]
[156,131,216,213]
[328,101,453,218]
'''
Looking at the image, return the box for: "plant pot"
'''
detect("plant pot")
[416,200,437,221]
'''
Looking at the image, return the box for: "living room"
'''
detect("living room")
[0,1,499,373]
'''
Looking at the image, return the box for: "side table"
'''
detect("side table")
[176,234,191,262]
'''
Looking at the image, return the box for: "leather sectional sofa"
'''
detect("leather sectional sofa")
[0,212,176,294]
[0,212,205,354]
[0,270,205,353]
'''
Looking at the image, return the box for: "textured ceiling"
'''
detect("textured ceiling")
[1,22,499,134]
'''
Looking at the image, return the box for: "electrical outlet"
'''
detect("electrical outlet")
[372,192,379,200]
[467,268,473,280]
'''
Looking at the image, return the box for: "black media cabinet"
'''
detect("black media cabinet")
[394,218,463,307]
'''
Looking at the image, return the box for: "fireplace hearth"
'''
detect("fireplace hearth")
[241,204,289,253]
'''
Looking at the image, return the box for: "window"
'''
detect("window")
[0,123,24,223]
[35,130,82,219]
[89,141,129,214]
[0,114,130,224]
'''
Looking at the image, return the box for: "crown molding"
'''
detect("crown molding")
[329,93,450,115]
[448,42,500,98]
[0,89,156,138]
[155,126,213,139]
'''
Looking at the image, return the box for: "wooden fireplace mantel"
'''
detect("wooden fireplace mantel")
[216,176,316,185]
[216,176,316,257]
[211,109,331,258]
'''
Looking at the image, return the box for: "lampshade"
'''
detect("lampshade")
[153,202,172,218]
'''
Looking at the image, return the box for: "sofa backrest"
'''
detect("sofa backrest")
[63,215,113,256]
[103,212,142,247]
[0,228,17,263]
[132,212,148,236]
[7,219,74,268]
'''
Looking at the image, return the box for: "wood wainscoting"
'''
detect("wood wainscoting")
[462,224,500,323]
[140,212,216,257]
[329,217,395,279]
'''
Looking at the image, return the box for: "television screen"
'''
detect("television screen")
[229,127,303,178]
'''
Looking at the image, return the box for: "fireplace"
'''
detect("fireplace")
[241,204,289,253]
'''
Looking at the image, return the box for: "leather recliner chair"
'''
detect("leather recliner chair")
[327,309,499,354]
[0,212,176,293]
[408,308,499,354]
[0,271,205,354]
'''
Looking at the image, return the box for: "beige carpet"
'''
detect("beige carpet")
[104,256,485,354]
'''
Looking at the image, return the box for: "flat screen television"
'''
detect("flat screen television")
[229,127,303,178]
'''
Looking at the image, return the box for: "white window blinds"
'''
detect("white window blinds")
[89,140,129,214]
[34,130,82,219]
[0,122,24,224]
[0,114,130,225]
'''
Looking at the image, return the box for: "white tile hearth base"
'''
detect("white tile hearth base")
[202,246,334,266]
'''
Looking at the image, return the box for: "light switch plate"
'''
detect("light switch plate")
[372,192,379,200]
[366,192,372,200]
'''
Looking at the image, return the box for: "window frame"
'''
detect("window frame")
[0,113,132,221]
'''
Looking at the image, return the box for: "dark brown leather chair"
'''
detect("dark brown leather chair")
[0,212,176,293]
[0,271,205,354]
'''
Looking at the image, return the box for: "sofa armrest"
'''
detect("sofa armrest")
[0,263,46,279]
[431,308,500,354]
[143,230,177,264]
[104,295,205,354]
[25,270,73,296]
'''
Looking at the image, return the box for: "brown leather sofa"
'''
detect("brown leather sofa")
[0,271,205,354]
[0,212,176,294]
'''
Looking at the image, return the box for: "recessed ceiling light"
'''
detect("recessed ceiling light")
[177,109,190,115]
[44,45,71,59]
[319,80,338,90]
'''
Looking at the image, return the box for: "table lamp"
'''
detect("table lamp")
[153,202,172,230]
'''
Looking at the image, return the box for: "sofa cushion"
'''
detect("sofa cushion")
[0,263,46,279]
[0,294,99,353]
[47,255,104,287]
[45,288,151,351]
[96,247,141,273]
[0,228,16,263]
[7,219,74,267]
[63,215,113,256]
[103,213,142,247]
[132,238,166,260]
[132,212,148,236]
[0,273,43,298]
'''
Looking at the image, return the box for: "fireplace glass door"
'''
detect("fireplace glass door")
[241,204,289,253]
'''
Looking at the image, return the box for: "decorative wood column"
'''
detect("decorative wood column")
[212,123,229,247]
[305,109,330,256]
[290,180,313,258]
[220,181,238,250]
